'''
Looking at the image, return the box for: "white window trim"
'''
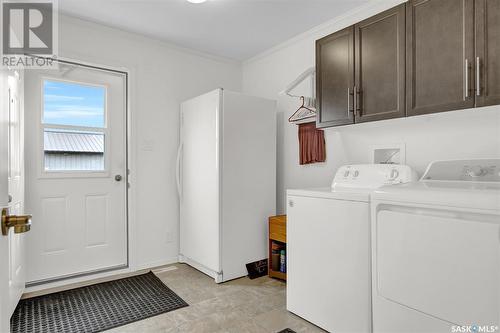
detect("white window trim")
[38,77,110,179]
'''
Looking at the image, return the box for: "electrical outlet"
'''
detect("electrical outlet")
[141,139,154,151]
[166,231,174,243]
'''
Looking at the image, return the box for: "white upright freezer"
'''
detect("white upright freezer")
[177,88,276,283]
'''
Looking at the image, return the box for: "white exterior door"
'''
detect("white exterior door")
[24,62,128,284]
[0,69,27,332]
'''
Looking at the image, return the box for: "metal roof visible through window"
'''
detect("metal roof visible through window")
[44,130,104,153]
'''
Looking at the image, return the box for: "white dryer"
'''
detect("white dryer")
[287,164,417,333]
[371,159,500,333]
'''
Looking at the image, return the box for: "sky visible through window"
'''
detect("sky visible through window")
[43,80,105,128]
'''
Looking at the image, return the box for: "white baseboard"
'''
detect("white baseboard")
[178,254,223,283]
[132,257,179,271]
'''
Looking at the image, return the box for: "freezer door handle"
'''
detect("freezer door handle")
[176,142,183,199]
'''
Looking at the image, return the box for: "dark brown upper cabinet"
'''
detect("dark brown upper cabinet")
[316,0,499,128]
[406,0,475,116]
[475,0,500,107]
[316,26,355,128]
[316,5,405,128]
[354,4,406,123]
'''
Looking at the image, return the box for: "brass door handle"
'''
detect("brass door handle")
[1,208,32,236]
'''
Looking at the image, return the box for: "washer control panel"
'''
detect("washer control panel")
[422,159,500,182]
[332,164,418,189]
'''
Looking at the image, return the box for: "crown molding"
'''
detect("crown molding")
[243,0,406,65]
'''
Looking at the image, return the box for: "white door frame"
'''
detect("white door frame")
[25,56,133,290]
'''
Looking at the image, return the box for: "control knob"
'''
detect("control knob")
[389,168,400,181]
[465,166,487,178]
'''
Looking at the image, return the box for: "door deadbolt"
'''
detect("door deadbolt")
[1,208,32,236]
[115,175,123,182]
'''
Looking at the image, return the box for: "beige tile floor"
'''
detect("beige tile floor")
[104,264,326,333]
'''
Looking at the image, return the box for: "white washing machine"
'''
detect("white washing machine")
[371,159,500,333]
[287,164,418,333]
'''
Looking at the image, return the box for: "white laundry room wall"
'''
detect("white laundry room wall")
[242,0,500,214]
[57,15,241,270]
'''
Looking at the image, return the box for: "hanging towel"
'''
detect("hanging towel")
[298,122,326,165]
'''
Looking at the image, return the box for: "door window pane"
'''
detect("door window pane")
[42,79,107,172]
[43,80,106,128]
[44,129,105,171]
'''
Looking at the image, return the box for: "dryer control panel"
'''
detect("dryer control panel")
[332,164,418,189]
[421,159,500,182]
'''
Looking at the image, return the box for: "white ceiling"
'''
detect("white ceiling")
[59,0,369,61]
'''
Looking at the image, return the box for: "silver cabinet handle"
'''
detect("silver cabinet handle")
[464,59,469,100]
[353,85,357,116]
[347,87,353,118]
[476,57,481,96]
[347,87,350,117]
[355,85,361,115]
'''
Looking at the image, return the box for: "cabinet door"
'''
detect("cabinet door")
[316,27,354,128]
[406,0,475,116]
[354,4,406,123]
[475,0,500,107]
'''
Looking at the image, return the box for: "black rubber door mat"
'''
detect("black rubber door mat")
[11,272,188,333]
